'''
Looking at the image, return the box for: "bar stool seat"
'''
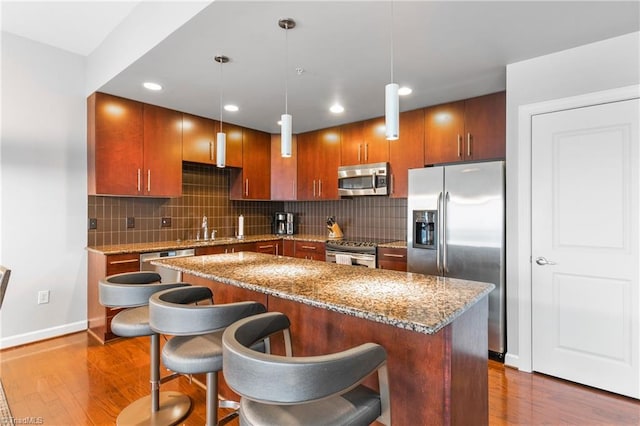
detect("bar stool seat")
[99,271,192,426]
[222,311,391,426]
[149,285,267,426]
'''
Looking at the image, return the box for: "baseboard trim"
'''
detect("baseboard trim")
[0,321,87,350]
[504,352,520,369]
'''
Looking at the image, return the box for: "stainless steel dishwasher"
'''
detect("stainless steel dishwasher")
[140,249,195,283]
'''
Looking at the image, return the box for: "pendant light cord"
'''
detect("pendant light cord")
[390,1,394,84]
[220,59,224,133]
[284,23,289,115]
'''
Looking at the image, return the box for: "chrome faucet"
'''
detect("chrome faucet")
[202,216,209,240]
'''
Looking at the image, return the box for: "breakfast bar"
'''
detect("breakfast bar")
[153,252,494,425]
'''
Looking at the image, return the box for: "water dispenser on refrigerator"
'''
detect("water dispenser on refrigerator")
[413,210,437,249]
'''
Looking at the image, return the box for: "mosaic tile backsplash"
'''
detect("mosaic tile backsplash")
[88,163,408,246]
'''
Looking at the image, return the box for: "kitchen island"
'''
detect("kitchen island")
[153,252,494,425]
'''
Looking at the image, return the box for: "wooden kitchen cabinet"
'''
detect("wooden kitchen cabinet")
[230,128,271,200]
[271,134,297,200]
[196,242,256,255]
[362,116,389,163]
[293,240,326,261]
[143,104,183,196]
[87,251,140,343]
[87,92,182,197]
[377,247,407,271]
[424,91,505,165]
[341,118,389,166]
[182,113,218,165]
[254,240,283,256]
[282,239,295,257]
[389,108,424,198]
[297,127,341,200]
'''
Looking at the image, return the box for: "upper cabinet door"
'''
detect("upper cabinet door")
[224,122,244,168]
[182,113,217,165]
[271,134,297,200]
[316,127,341,200]
[424,100,465,165]
[389,109,424,198]
[340,121,364,166]
[143,104,183,197]
[230,128,270,200]
[463,91,506,162]
[89,92,144,196]
[424,92,505,166]
[296,130,319,200]
[362,117,389,164]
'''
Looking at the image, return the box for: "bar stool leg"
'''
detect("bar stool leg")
[116,334,191,426]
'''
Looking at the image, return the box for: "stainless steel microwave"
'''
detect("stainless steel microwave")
[337,162,389,196]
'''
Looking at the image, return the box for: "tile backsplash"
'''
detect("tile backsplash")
[88,163,407,246]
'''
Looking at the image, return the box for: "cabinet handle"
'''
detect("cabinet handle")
[276,244,279,256]
[210,141,214,161]
[258,244,274,249]
[292,181,296,198]
[318,180,322,197]
[382,253,405,258]
[457,134,462,158]
[147,170,151,192]
[358,145,361,162]
[364,143,368,161]
[245,179,249,196]
[137,169,141,192]
[313,180,316,197]
[301,245,317,250]
[109,259,138,265]
[467,133,472,157]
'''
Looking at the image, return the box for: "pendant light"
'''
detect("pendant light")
[214,55,229,168]
[279,18,295,158]
[385,2,399,140]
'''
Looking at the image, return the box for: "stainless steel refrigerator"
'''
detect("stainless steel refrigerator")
[407,161,505,358]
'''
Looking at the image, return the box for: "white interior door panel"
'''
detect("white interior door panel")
[532,98,639,398]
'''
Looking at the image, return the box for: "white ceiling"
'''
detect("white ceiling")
[2,1,639,134]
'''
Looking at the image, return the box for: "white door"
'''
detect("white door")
[531,98,640,398]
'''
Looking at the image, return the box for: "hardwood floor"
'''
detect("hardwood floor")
[1,332,638,425]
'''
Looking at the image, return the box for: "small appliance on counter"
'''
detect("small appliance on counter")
[326,216,343,239]
[273,212,295,235]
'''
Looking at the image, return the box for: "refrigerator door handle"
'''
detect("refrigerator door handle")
[443,191,450,273]
[437,192,443,274]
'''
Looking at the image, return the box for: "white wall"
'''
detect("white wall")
[505,31,640,368]
[0,32,88,347]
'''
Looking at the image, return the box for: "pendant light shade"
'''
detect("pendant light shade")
[385,2,399,141]
[281,113,292,157]
[385,83,399,140]
[216,132,226,168]
[214,55,229,168]
[279,18,295,158]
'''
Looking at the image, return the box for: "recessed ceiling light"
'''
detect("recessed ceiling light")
[330,103,345,113]
[224,104,239,112]
[398,86,412,96]
[143,82,163,91]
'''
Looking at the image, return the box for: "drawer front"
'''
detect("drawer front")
[294,241,325,261]
[106,253,140,275]
[377,247,407,271]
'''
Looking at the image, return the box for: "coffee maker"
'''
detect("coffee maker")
[274,212,294,235]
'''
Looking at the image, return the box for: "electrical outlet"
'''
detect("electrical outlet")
[88,218,98,230]
[161,217,172,228]
[38,290,50,305]
[126,217,135,228]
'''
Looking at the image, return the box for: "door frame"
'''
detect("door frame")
[512,84,640,372]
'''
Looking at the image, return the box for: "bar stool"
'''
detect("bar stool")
[148,285,267,426]
[99,271,192,425]
[222,311,391,426]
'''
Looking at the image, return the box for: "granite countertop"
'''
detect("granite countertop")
[152,252,493,335]
[87,234,404,255]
